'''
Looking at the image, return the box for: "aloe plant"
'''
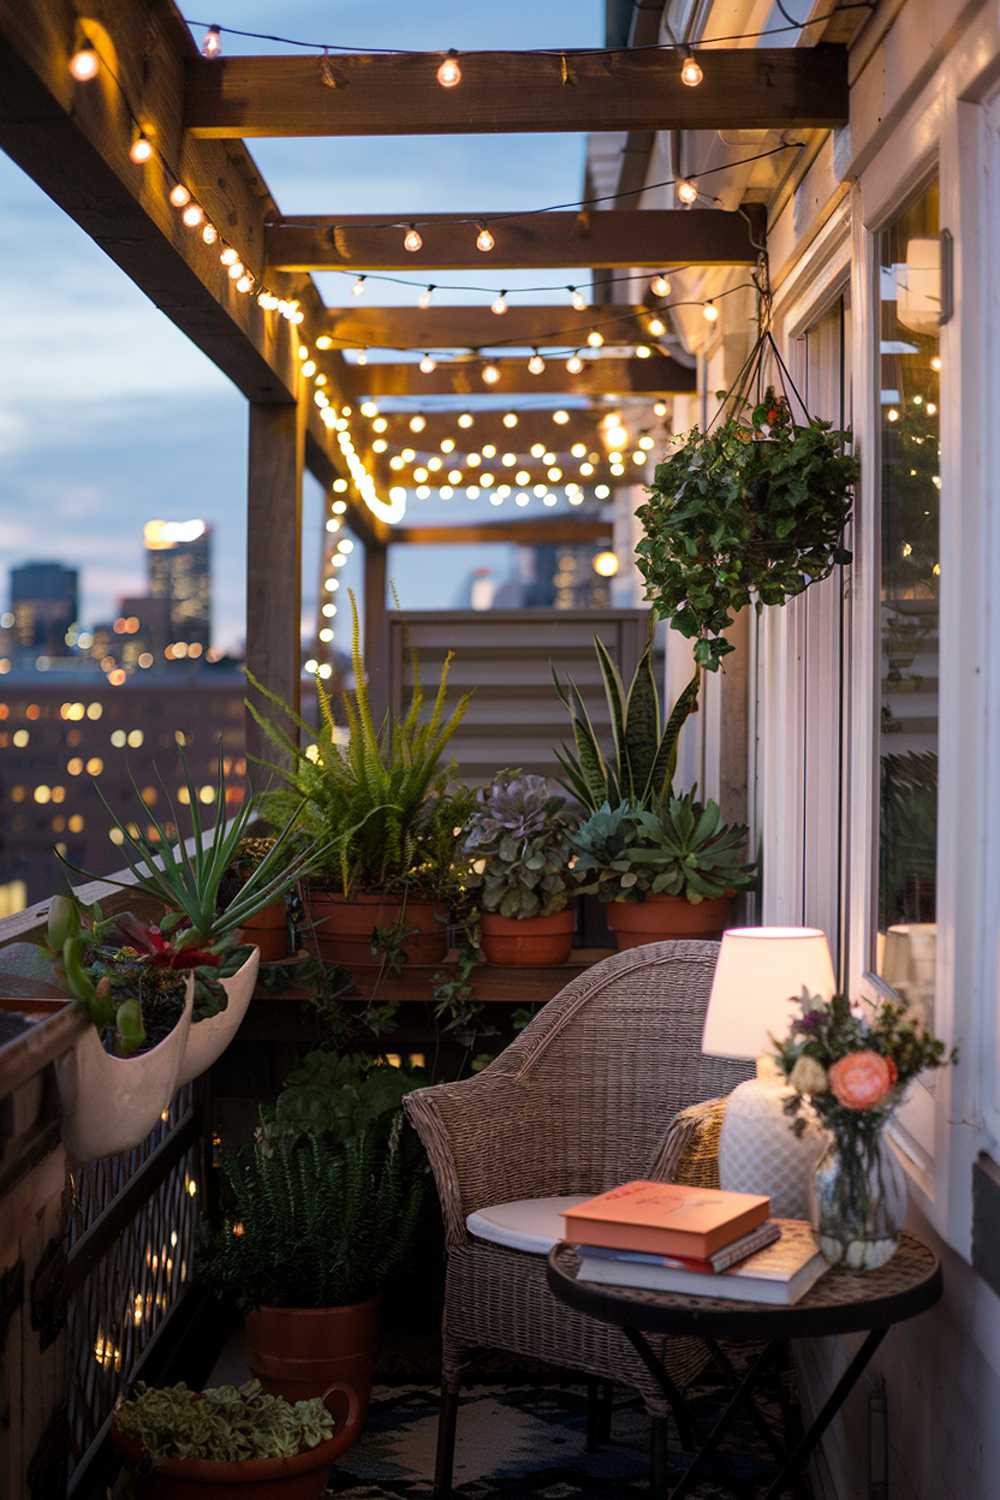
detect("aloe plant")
[247,590,472,897]
[552,632,700,815]
[571,794,756,904]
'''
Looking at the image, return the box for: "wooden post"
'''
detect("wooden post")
[364,544,389,727]
[246,399,304,764]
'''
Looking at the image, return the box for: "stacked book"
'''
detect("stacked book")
[562,1182,827,1306]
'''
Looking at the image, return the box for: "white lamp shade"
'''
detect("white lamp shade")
[702,926,835,1060]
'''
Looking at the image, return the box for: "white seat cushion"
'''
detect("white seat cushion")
[465,1195,589,1255]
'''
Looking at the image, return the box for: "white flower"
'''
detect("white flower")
[789,1055,829,1095]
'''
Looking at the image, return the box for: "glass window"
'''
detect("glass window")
[874,182,941,1027]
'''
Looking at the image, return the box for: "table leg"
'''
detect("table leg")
[704,1338,788,1467]
[622,1326,703,1453]
[664,1341,780,1500]
[760,1328,888,1499]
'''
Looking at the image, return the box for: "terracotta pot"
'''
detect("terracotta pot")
[480,909,574,967]
[605,894,730,951]
[303,889,446,968]
[111,1383,362,1499]
[246,1298,380,1436]
[236,900,289,962]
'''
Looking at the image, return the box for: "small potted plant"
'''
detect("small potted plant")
[222,835,292,962]
[204,1053,424,1438]
[247,592,471,969]
[464,772,578,966]
[570,795,757,948]
[773,990,957,1270]
[112,1377,360,1498]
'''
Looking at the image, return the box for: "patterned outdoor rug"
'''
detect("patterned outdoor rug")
[324,1375,810,1497]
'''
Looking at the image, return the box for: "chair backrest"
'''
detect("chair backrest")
[483,939,752,1194]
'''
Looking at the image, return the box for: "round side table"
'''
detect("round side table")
[547,1232,941,1498]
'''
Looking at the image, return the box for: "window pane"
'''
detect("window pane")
[875,182,940,1027]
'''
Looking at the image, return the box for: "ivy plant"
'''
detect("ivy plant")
[636,388,857,670]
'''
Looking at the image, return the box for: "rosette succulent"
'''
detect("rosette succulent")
[114,1379,334,1462]
[570,794,756,904]
[464,772,578,919]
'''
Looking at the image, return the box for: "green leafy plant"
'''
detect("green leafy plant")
[36,895,146,1055]
[265,1049,417,1142]
[570,794,756,904]
[464,772,578,918]
[636,387,857,670]
[247,591,471,898]
[59,750,325,950]
[114,1379,334,1462]
[552,633,699,814]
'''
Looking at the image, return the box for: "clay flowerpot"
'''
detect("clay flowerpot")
[605,894,730,951]
[303,889,446,968]
[111,1384,362,1499]
[480,909,574,967]
[236,899,289,963]
[56,978,194,1163]
[246,1299,380,1440]
[175,946,260,1088]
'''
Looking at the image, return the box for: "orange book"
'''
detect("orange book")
[562,1181,770,1259]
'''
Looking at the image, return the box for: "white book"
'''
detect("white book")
[577,1220,829,1307]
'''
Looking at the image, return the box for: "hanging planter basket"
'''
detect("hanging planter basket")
[175,945,260,1088]
[636,330,858,670]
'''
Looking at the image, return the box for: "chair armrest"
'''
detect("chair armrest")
[645,1096,728,1189]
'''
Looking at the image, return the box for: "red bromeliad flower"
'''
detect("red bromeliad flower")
[114,913,220,970]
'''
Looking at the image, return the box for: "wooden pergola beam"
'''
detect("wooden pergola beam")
[349,357,695,398]
[185,48,848,138]
[267,209,762,273]
[320,305,662,350]
[391,517,614,546]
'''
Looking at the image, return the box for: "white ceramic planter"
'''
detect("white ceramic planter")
[175,945,260,1088]
[57,979,194,1163]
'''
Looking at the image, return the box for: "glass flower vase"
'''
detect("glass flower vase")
[811,1118,907,1270]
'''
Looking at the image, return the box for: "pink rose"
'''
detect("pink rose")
[828,1051,894,1110]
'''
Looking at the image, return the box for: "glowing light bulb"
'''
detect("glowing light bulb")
[676,178,699,206]
[356,348,368,365]
[528,351,546,375]
[702,300,719,323]
[129,132,153,164]
[482,362,500,385]
[220,246,238,267]
[403,224,423,253]
[409,415,427,433]
[491,292,508,316]
[887,407,899,423]
[419,285,435,309]
[571,442,586,458]
[648,317,666,338]
[482,443,496,458]
[593,549,620,578]
[353,275,367,297]
[201,24,222,58]
[566,353,584,375]
[182,202,204,229]
[301,359,316,377]
[653,401,667,417]
[651,274,671,298]
[635,344,652,359]
[315,335,333,349]
[236,273,253,294]
[931,355,942,372]
[457,414,474,429]
[552,410,570,425]
[639,434,655,450]
[502,412,518,429]
[441,437,456,453]
[569,287,586,312]
[476,224,495,254]
[257,290,278,310]
[419,352,436,374]
[360,401,378,417]
[169,184,191,209]
[680,52,703,87]
[436,50,462,88]
[587,330,605,349]
[202,223,219,245]
[69,41,99,81]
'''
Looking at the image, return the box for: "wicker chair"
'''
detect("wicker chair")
[403,939,753,1495]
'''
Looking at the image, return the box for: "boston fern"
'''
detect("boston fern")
[463,772,578,918]
[571,795,756,904]
[636,388,857,671]
[553,633,699,814]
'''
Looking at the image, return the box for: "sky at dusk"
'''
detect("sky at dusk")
[0,1,601,652]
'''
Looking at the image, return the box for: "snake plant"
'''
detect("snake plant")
[552,632,700,815]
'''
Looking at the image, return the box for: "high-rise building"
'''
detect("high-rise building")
[9,561,79,655]
[144,519,212,649]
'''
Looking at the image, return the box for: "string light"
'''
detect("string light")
[181,202,204,229]
[676,178,699,206]
[553,410,570,425]
[651,273,671,298]
[353,275,367,297]
[482,362,501,385]
[436,49,462,88]
[476,224,496,254]
[69,39,99,82]
[528,351,546,375]
[702,300,719,323]
[566,353,584,374]
[587,330,605,348]
[502,412,519,429]
[409,415,427,433]
[202,223,219,245]
[569,287,586,311]
[931,355,942,372]
[457,413,475,429]
[680,50,704,87]
[419,352,436,373]
[653,401,668,416]
[129,132,153,164]
[236,273,253,294]
[635,344,652,359]
[169,184,191,209]
[648,316,666,338]
[419,285,435,309]
[403,224,423,253]
[491,291,508,316]
[257,290,278,310]
[201,24,223,59]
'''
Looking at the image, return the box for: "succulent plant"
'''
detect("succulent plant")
[464,771,578,919]
[114,1379,334,1462]
[570,794,756,904]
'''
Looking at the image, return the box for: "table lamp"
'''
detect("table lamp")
[702,927,836,1218]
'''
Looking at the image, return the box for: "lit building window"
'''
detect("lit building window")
[87,702,103,719]
[67,757,83,775]
[127,728,144,748]
[12,729,29,747]
[110,730,126,748]
[34,785,51,804]
[68,814,84,833]
[86,757,103,775]
[109,828,125,846]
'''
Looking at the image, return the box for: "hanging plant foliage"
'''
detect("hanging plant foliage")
[635,355,858,670]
